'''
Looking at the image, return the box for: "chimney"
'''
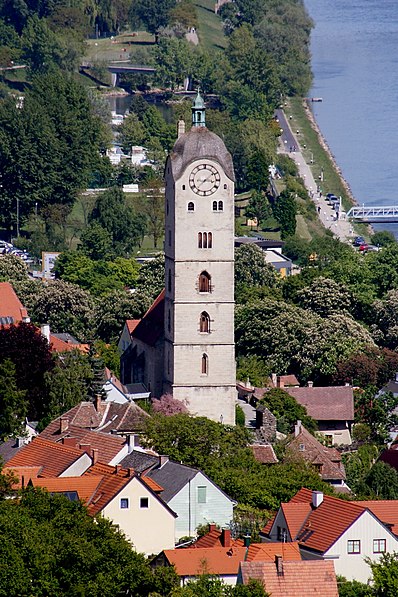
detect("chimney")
[243,535,251,548]
[115,464,122,473]
[94,394,102,411]
[277,377,284,388]
[271,373,277,387]
[294,420,302,437]
[221,529,231,548]
[79,443,91,455]
[41,324,50,342]
[308,381,314,388]
[177,119,185,138]
[159,455,169,468]
[209,524,217,532]
[312,490,324,509]
[127,434,136,453]
[128,467,134,477]
[91,448,99,464]
[275,555,283,575]
[60,416,69,433]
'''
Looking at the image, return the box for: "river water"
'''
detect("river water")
[305,0,398,235]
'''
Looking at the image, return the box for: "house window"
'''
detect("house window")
[208,232,212,248]
[140,497,149,509]
[277,526,287,542]
[299,444,305,451]
[201,353,208,375]
[197,486,207,503]
[347,540,361,554]
[224,184,227,190]
[213,201,217,211]
[218,201,223,211]
[182,184,186,190]
[199,312,210,333]
[373,539,386,554]
[203,232,208,248]
[120,498,129,509]
[188,201,195,211]
[198,232,212,248]
[199,271,211,293]
[167,200,169,215]
[198,232,202,248]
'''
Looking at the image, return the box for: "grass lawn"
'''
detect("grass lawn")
[84,32,155,65]
[194,0,227,51]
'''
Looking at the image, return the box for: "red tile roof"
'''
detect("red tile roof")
[0,282,28,323]
[246,542,301,562]
[250,444,278,464]
[5,465,42,488]
[162,546,248,576]
[131,289,165,346]
[49,334,89,353]
[284,387,354,421]
[39,424,126,464]
[6,437,87,477]
[239,560,338,596]
[356,500,398,535]
[277,375,299,387]
[280,503,312,540]
[126,319,140,335]
[191,527,243,549]
[29,476,103,503]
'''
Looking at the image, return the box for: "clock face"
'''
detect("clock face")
[189,164,221,196]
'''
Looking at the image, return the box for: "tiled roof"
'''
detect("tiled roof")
[250,444,278,464]
[39,424,126,464]
[191,527,243,549]
[6,437,87,477]
[5,465,42,488]
[146,460,197,502]
[162,546,248,576]
[286,426,346,481]
[131,289,165,346]
[356,500,398,535]
[0,438,26,463]
[287,488,365,553]
[49,334,89,353]
[126,319,140,335]
[277,375,299,387]
[246,542,302,562]
[284,387,354,421]
[99,401,149,432]
[239,560,338,596]
[119,451,159,474]
[280,503,312,540]
[28,476,103,503]
[0,282,28,323]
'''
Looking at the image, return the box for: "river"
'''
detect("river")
[305,0,398,235]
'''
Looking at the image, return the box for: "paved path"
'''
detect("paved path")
[275,110,354,243]
[186,29,199,45]
[237,397,257,430]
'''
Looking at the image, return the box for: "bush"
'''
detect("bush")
[235,404,245,427]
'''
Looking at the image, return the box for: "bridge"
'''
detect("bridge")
[346,205,398,223]
[80,61,156,87]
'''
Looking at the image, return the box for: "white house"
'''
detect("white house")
[262,488,398,583]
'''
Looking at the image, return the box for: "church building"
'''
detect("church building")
[121,92,236,425]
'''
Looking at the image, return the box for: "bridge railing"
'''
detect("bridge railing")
[346,206,398,220]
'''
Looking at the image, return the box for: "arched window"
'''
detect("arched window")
[213,201,217,211]
[208,232,212,248]
[188,201,195,211]
[198,232,202,248]
[218,201,223,211]
[203,232,208,248]
[199,271,211,293]
[168,270,172,292]
[167,309,171,332]
[201,353,208,375]
[199,312,210,333]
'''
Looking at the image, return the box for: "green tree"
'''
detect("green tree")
[90,187,147,255]
[129,0,176,39]
[343,444,379,497]
[0,254,29,281]
[118,113,146,154]
[273,189,297,238]
[369,552,398,596]
[370,231,396,247]
[0,359,28,440]
[337,576,374,597]
[154,37,192,90]
[141,178,165,248]
[235,244,279,289]
[79,222,113,260]
[135,253,165,300]
[245,191,272,229]
[0,488,157,596]
[365,461,398,500]
[93,289,151,343]
[296,277,352,318]
[354,387,398,443]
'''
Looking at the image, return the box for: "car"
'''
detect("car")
[366,244,380,252]
[353,236,365,246]
[359,243,369,252]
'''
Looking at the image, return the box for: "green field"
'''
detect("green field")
[84,32,155,66]
[194,0,227,51]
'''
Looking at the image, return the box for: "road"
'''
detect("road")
[275,109,354,243]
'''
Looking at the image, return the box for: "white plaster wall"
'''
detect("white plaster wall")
[324,511,398,582]
[169,471,234,539]
[266,509,293,542]
[60,453,92,477]
[102,477,175,555]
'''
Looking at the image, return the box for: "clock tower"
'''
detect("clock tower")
[163,91,236,424]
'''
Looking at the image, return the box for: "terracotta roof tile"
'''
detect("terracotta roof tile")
[356,500,398,535]
[246,542,302,562]
[6,437,87,477]
[163,546,248,576]
[39,424,126,464]
[250,444,278,464]
[191,528,243,549]
[284,387,354,421]
[29,476,103,503]
[4,465,42,488]
[277,375,299,387]
[280,503,312,540]
[126,319,140,335]
[83,462,132,515]
[0,282,28,323]
[49,334,89,353]
[239,560,338,596]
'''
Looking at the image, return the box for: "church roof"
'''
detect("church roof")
[131,289,165,347]
[170,127,235,182]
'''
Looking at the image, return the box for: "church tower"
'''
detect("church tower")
[163,92,236,424]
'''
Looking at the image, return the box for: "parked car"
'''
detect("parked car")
[366,244,380,252]
[359,243,369,252]
[354,236,365,246]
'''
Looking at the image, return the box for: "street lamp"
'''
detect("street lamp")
[310,152,314,164]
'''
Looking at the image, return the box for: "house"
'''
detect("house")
[0,419,38,464]
[118,319,140,354]
[238,559,338,596]
[153,538,302,586]
[0,281,30,325]
[120,452,236,540]
[16,461,177,556]
[40,324,89,354]
[263,249,293,277]
[190,525,244,548]
[285,421,349,492]
[250,444,278,465]
[262,488,398,582]
[39,397,149,440]
[6,437,92,477]
[103,367,151,403]
[284,386,354,445]
[234,238,292,276]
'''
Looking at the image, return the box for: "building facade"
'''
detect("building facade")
[162,93,236,424]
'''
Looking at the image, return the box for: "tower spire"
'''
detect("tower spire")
[192,87,206,128]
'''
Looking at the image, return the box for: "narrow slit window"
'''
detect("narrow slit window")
[208,232,212,248]
[218,201,223,211]
[199,312,210,333]
[201,353,208,375]
[168,270,172,292]
[203,232,207,248]
[198,232,202,248]
[213,201,217,211]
